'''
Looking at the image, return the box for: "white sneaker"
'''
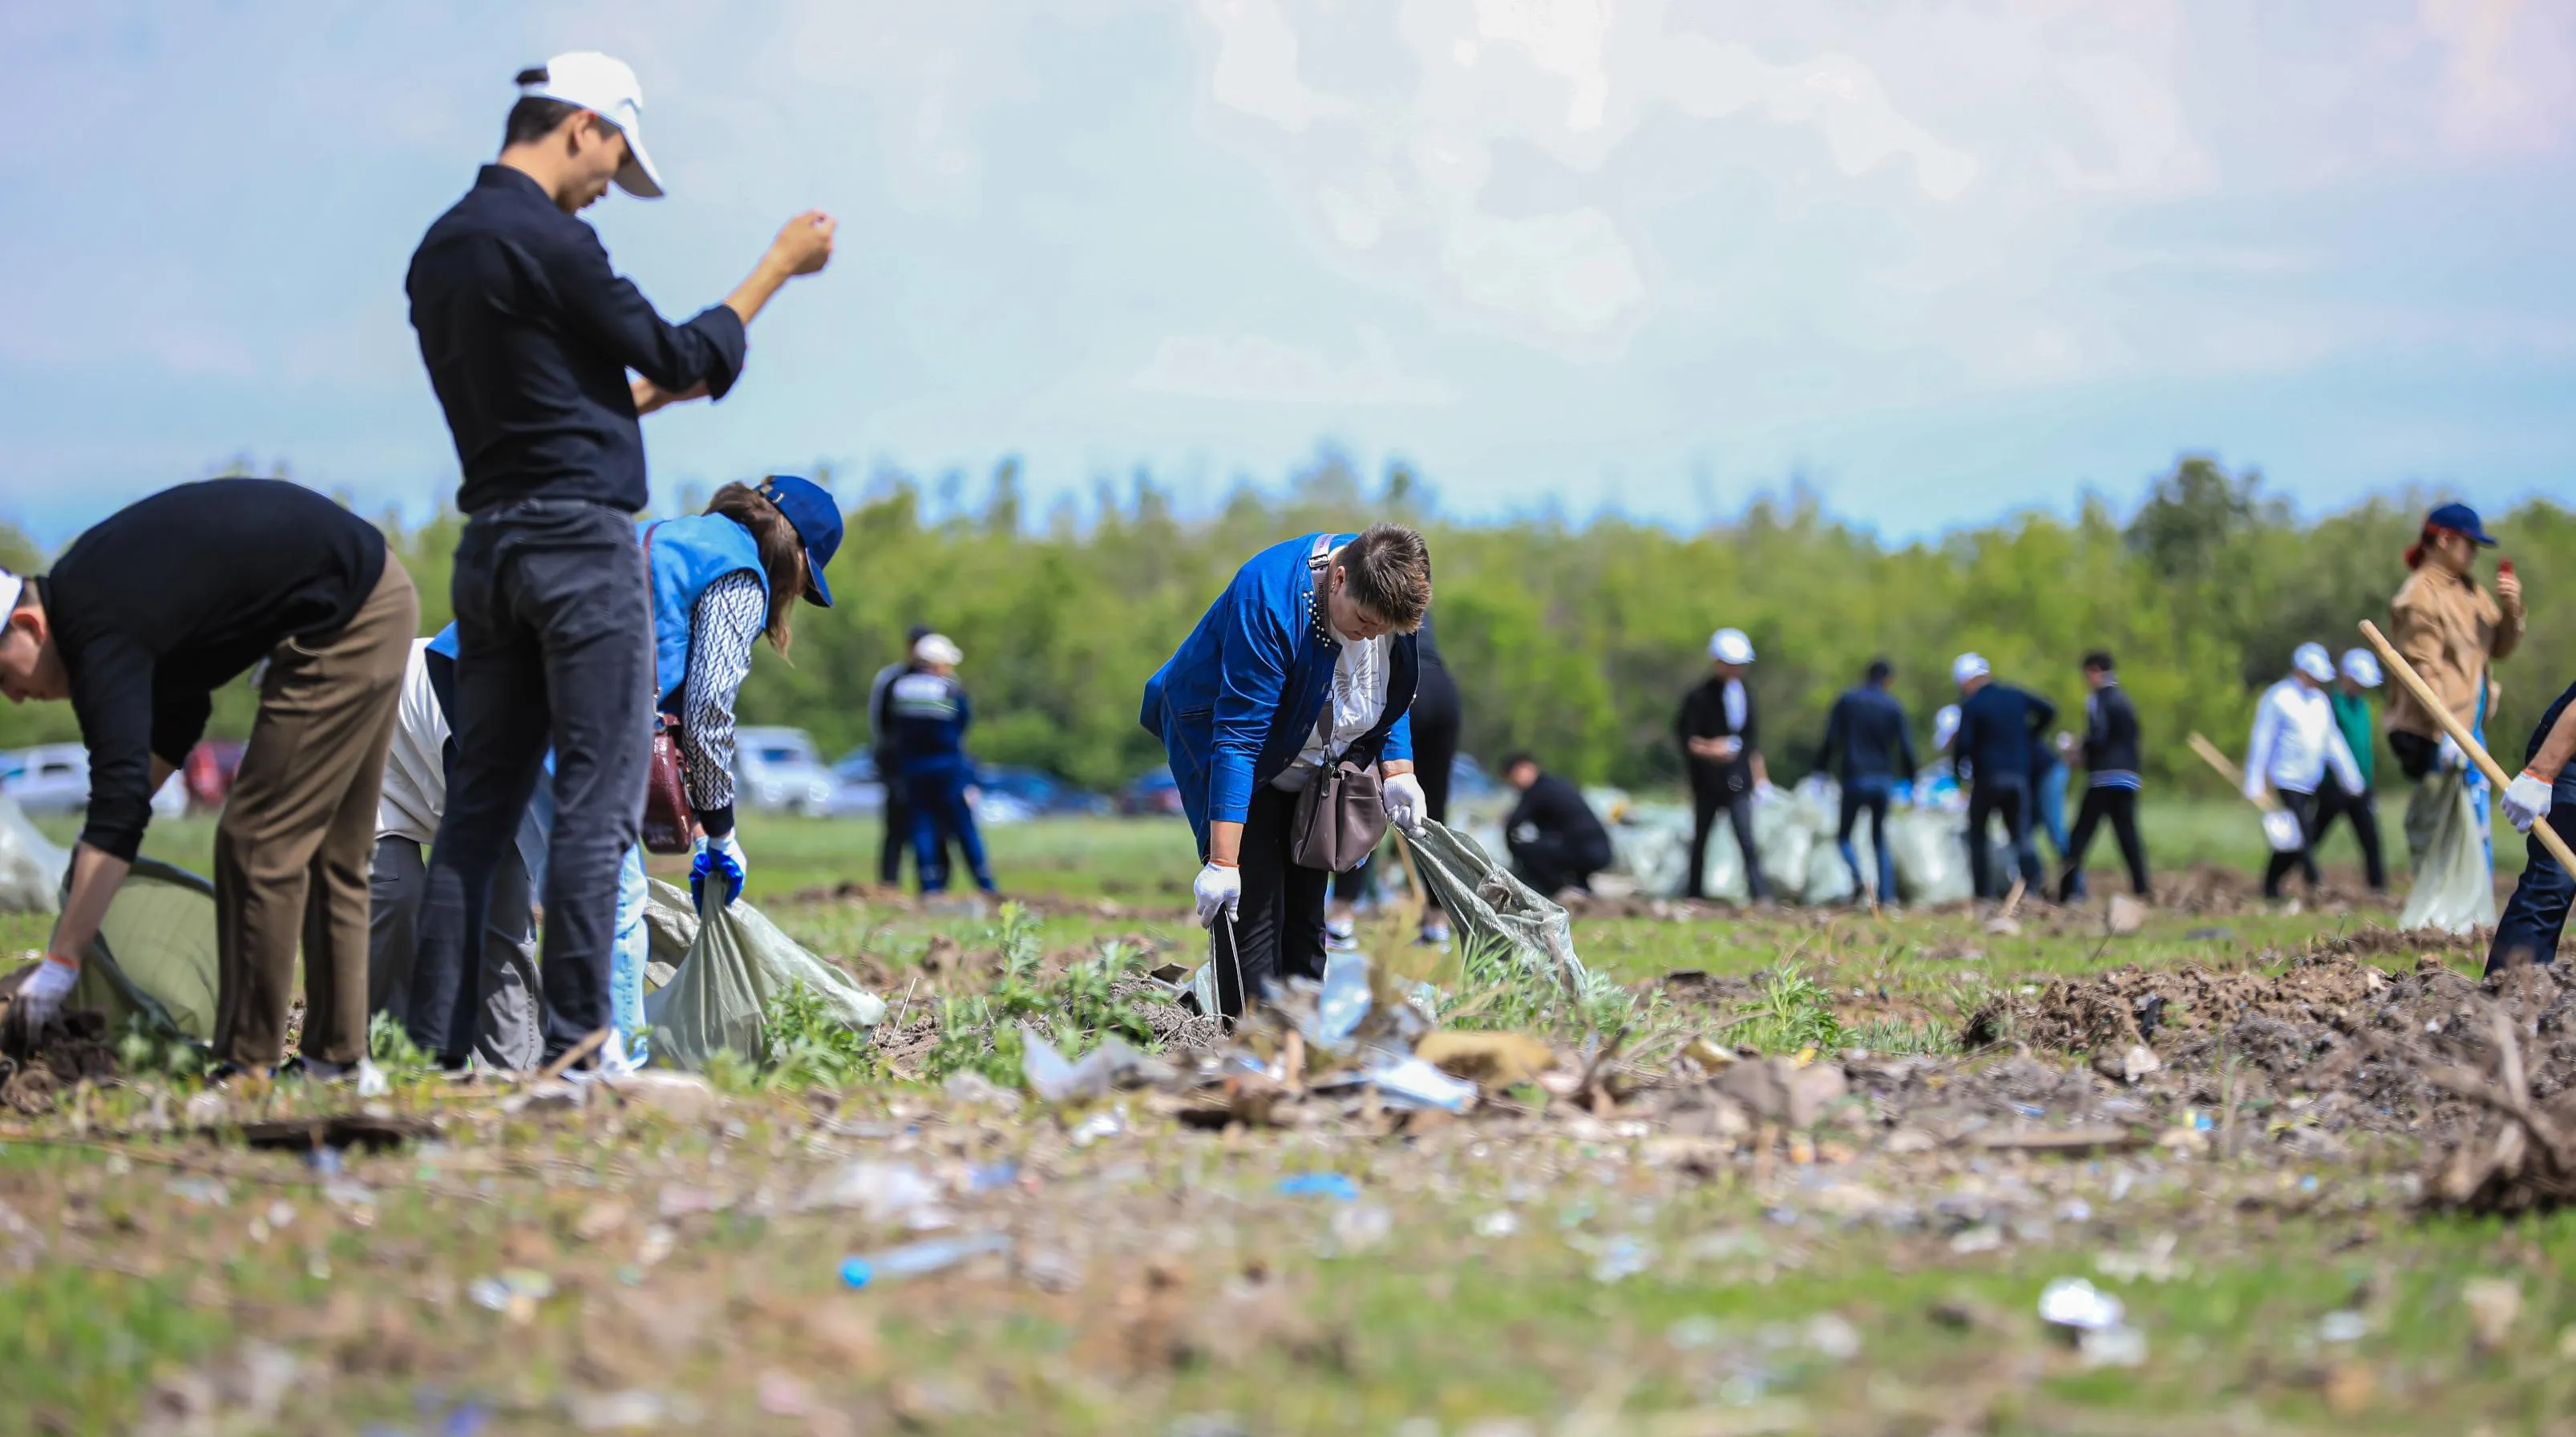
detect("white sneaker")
[1324,920,1360,953]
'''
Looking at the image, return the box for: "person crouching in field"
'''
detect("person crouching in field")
[0,479,417,1080]
[1142,525,1433,1020]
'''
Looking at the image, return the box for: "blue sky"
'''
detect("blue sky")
[2,1,2571,545]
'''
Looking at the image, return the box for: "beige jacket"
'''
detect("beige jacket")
[2386,566,2522,739]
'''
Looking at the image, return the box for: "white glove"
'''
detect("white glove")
[2503,770,2554,834]
[13,954,79,1026]
[1193,862,1242,929]
[1381,771,1427,834]
[2437,734,2465,773]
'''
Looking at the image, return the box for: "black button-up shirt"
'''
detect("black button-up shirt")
[406,166,748,513]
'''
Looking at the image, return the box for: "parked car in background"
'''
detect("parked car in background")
[974,764,1110,817]
[1117,764,1183,816]
[731,727,834,816]
[184,739,248,812]
[0,744,188,818]
[824,748,888,816]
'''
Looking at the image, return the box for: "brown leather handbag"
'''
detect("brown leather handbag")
[641,713,695,854]
[1290,755,1385,872]
[636,521,697,855]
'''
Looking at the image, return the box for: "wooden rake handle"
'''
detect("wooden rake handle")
[2359,618,2576,874]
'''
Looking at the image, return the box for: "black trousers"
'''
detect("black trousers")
[405,500,651,1066]
[1687,787,1767,900]
[2310,780,2387,890]
[1211,782,1331,1020]
[2263,788,2326,897]
[2059,786,2149,900]
[1510,830,1612,897]
[1967,775,2042,900]
[876,750,912,884]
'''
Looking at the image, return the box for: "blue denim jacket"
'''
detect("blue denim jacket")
[1140,534,1417,856]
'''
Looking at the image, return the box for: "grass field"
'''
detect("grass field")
[2,802,2569,1435]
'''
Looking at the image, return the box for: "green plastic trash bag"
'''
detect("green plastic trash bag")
[642,881,886,1071]
[1887,809,1971,905]
[67,859,220,1039]
[1405,820,1587,997]
[0,796,67,914]
[2400,769,2497,935]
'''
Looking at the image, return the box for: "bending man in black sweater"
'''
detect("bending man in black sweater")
[1501,754,1614,897]
[0,480,418,1078]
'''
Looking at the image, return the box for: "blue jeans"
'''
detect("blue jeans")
[2489,772,2576,974]
[908,760,994,893]
[1837,775,1896,904]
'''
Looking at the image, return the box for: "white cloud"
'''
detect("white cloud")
[1199,0,1318,132]
[1130,328,1458,404]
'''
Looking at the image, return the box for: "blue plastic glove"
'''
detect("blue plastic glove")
[690,832,748,909]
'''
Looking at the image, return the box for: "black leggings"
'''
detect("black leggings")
[1688,787,1766,901]
[1212,783,1331,1019]
[2309,782,2387,890]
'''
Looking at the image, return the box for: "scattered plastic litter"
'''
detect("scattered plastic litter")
[1591,1236,1652,1282]
[793,1160,948,1228]
[1361,1056,1478,1113]
[2317,1310,2368,1343]
[1276,1172,1361,1201]
[1020,1025,1163,1104]
[839,1232,1012,1289]
[2037,1277,2124,1333]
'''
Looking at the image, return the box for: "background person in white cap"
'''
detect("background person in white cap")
[2313,647,2388,890]
[0,480,416,1079]
[399,53,836,1073]
[889,634,998,897]
[2245,642,2366,900]
[1951,652,2056,901]
[1676,627,1771,903]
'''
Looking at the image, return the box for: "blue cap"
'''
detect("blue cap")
[2426,501,2497,546]
[757,475,843,607]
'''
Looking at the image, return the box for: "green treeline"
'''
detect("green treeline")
[2,455,2567,795]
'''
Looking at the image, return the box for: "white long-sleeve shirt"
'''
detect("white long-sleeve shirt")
[2246,678,2363,799]
[377,640,447,846]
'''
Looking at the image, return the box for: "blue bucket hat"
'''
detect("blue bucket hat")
[2425,501,2497,546]
[756,475,843,607]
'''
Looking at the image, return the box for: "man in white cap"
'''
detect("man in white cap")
[2311,647,2388,891]
[2246,642,2366,900]
[399,54,836,1073]
[1951,653,2056,901]
[1676,627,1770,902]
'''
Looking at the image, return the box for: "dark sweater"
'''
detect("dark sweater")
[1820,684,1917,782]
[1954,682,2056,783]
[1506,771,1611,859]
[2081,681,2144,780]
[1676,675,1758,795]
[47,480,388,861]
[406,166,747,513]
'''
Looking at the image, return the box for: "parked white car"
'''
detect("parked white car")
[731,727,835,816]
[0,744,189,818]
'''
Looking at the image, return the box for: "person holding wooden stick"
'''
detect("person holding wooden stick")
[2246,643,2365,899]
[2384,502,2522,876]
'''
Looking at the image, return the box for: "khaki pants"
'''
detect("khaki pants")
[212,558,419,1068]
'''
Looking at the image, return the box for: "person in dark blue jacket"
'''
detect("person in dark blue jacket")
[1141,525,1434,1019]
[1950,652,2056,901]
[891,633,995,896]
[1818,658,1916,905]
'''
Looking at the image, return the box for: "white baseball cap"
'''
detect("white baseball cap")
[1951,652,1989,686]
[519,52,665,199]
[0,569,21,619]
[913,633,963,666]
[2340,648,2382,688]
[2292,642,2334,684]
[1708,627,1754,665]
